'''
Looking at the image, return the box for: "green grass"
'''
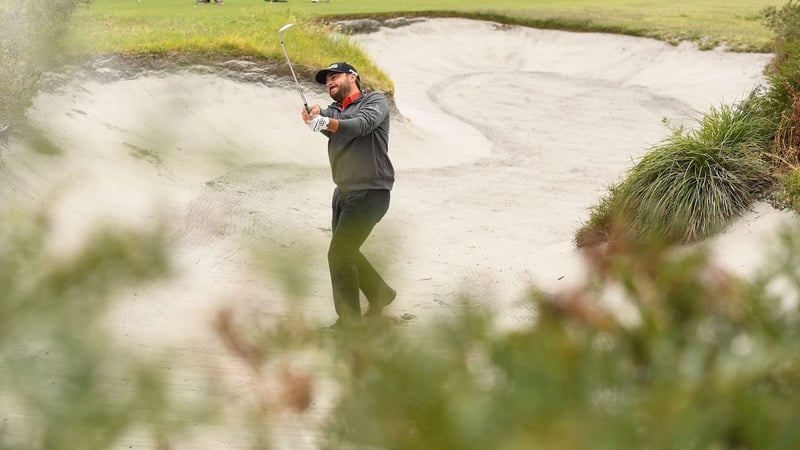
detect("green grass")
[67,0,393,89]
[324,0,779,50]
[66,0,781,93]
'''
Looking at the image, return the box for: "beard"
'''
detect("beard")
[329,81,352,102]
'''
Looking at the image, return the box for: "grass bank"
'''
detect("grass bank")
[67,0,780,94]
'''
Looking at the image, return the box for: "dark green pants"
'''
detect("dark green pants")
[328,189,392,322]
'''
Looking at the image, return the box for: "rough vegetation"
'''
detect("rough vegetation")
[576,0,800,247]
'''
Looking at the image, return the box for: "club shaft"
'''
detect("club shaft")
[278,31,310,113]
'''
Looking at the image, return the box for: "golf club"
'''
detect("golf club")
[277,23,310,114]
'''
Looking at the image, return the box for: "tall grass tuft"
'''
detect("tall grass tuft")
[578,103,772,246]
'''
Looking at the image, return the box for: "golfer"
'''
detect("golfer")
[302,62,396,328]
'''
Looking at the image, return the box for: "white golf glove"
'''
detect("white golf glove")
[308,115,330,132]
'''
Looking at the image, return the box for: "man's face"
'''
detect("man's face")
[326,72,354,102]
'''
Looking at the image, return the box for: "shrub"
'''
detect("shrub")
[0,208,217,449]
[761,0,800,214]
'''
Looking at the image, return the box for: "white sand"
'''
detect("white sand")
[3,17,797,449]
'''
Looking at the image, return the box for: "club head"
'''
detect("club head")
[278,23,294,36]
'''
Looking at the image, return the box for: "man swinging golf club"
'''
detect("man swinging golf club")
[302,62,396,329]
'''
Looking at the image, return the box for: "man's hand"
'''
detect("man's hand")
[302,105,321,122]
[308,115,330,132]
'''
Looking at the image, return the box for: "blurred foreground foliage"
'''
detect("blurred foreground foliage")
[0,208,217,449]
[225,227,800,450]
[0,0,90,127]
[296,231,800,450]
[3,206,799,449]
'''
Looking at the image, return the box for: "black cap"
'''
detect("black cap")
[315,62,360,86]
